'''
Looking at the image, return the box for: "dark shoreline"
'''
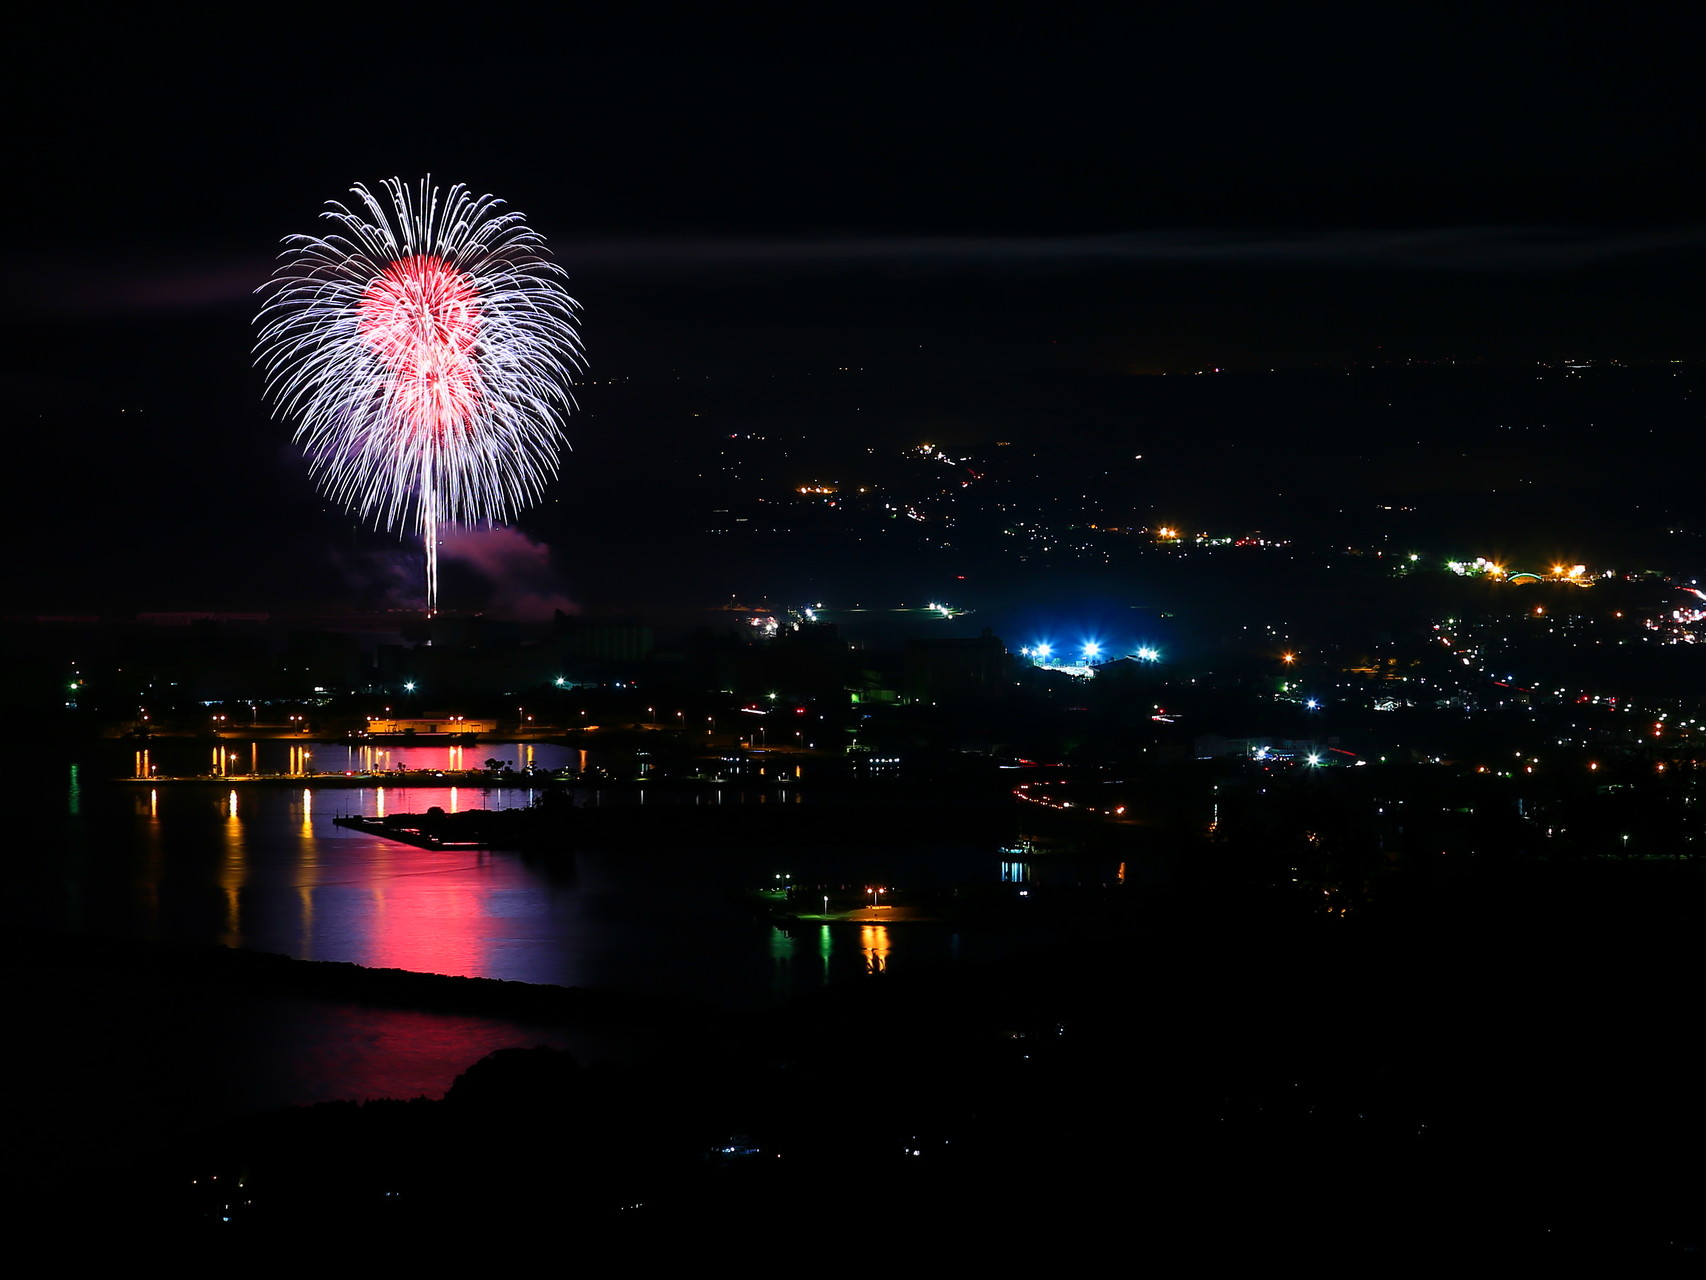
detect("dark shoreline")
[12,868,1705,1261]
[11,928,715,1030]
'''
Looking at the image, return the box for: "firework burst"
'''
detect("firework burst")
[255,179,583,613]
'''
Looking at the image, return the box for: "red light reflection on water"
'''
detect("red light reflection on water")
[350,786,544,818]
[316,838,497,979]
[236,1001,593,1111]
[299,785,559,979]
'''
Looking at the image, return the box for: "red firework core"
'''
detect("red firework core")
[358,255,482,435]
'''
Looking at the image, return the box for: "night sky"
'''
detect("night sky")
[10,7,1706,611]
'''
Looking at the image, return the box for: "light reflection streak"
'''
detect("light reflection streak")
[860,924,891,974]
[355,845,494,977]
[138,803,164,928]
[297,885,317,957]
[295,787,319,957]
[769,926,795,996]
[220,788,245,947]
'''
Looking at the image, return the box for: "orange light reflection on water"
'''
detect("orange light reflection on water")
[287,788,323,957]
[138,790,164,928]
[860,924,891,973]
[219,788,245,947]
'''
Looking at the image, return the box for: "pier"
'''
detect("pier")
[330,814,493,850]
[118,770,554,788]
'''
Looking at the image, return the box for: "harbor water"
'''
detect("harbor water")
[23,743,1126,1122]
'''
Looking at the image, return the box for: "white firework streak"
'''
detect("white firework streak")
[254,178,584,612]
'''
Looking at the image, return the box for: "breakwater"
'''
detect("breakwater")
[335,798,1024,851]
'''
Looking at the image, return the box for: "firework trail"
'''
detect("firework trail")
[255,179,583,614]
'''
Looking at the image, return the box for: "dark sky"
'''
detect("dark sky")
[9,5,1706,611]
[14,6,1706,353]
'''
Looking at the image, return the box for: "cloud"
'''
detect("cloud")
[559,225,1706,274]
[32,255,274,317]
[439,526,578,622]
[318,526,578,619]
[38,224,1705,320]
[325,544,424,612]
